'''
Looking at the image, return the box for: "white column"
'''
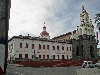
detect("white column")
[90,29,92,35]
[87,29,89,35]
[82,27,85,35]
[50,44,52,59]
[86,29,87,34]
[92,31,94,36]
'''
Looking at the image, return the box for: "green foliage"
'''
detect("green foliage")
[95,13,100,23]
[95,13,100,32]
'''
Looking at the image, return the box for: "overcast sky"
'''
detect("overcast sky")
[8,0,100,48]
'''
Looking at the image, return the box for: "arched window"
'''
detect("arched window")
[32,44,34,49]
[20,43,22,48]
[43,45,45,49]
[70,47,71,51]
[25,43,28,48]
[39,44,41,49]
[57,46,59,50]
[52,46,55,50]
[62,46,64,50]
[47,45,49,50]
[67,47,68,51]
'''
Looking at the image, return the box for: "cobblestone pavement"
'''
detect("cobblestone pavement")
[5,65,81,75]
[76,67,100,75]
[5,64,100,75]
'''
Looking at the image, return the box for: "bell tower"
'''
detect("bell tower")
[78,5,95,36]
[71,5,98,60]
[80,5,89,24]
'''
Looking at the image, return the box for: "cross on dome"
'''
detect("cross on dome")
[44,22,45,24]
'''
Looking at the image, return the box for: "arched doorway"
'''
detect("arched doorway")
[90,46,95,58]
[76,46,79,56]
[81,45,83,57]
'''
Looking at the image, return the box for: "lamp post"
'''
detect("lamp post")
[33,50,36,60]
[10,53,16,64]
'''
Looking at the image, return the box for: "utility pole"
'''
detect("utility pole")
[0,0,11,74]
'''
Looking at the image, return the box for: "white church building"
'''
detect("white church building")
[8,5,98,61]
[8,26,72,61]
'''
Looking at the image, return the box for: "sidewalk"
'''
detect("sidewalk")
[76,68,100,75]
[8,64,24,67]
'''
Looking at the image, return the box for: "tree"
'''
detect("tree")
[94,13,100,32]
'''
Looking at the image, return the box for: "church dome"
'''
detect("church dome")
[40,31,49,36]
[40,25,49,36]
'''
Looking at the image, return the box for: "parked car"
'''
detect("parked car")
[82,61,95,68]
[95,60,100,67]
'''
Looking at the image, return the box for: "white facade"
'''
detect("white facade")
[8,36,72,61]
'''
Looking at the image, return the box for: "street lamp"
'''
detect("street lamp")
[10,53,16,64]
[32,50,36,61]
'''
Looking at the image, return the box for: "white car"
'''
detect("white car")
[95,61,100,67]
[82,61,95,68]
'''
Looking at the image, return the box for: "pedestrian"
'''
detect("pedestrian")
[0,66,3,75]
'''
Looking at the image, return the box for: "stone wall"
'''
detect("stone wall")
[71,34,98,60]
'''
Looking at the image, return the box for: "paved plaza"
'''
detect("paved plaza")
[6,64,80,75]
[76,68,100,75]
[5,64,100,75]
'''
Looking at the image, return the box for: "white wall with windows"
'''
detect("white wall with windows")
[8,36,72,60]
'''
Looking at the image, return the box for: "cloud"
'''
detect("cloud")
[9,0,100,47]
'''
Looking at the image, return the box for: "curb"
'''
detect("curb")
[9,64,24,67]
